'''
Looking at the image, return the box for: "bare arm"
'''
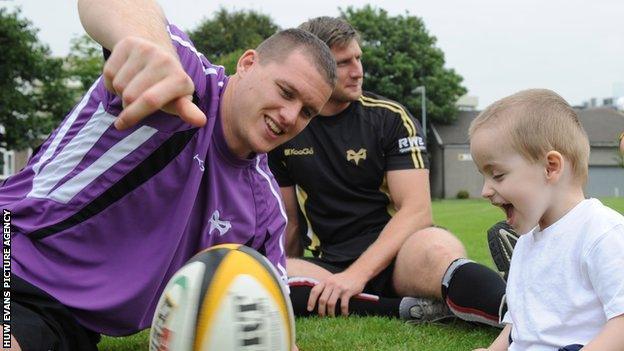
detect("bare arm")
[77,0,205,129]
[78,0,172,54]
[345,169,433,284]
[582,314,624,351]
[490,323,511,351]
[473,324,511,351]
[280,186,304,257]
[309,169,433,316]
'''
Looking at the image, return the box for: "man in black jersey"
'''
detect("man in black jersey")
[268,17,507,326]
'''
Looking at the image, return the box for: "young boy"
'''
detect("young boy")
[469,89,624,351]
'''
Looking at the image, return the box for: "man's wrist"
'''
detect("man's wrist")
[345,263,375,283]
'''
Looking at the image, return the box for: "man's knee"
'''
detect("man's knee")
[393,227,467,297]
[401,227,467,264]
[398,227,467,280]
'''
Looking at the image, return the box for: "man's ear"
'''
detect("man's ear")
[545,150,564,182]
[236,49,258,76]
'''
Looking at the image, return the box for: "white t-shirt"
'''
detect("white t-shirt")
[503,198,624,351]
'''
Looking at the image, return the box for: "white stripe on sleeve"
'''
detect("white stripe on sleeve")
[48,125,157,204]
[28,102,115,199]
[32,78,101,175]
[254,157,289,282]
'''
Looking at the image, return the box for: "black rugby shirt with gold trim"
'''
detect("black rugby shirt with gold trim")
[268,91,429,262]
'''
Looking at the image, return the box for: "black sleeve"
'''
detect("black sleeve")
[268,146,295,187]
[382,103,429,171]
[102,47,111,61]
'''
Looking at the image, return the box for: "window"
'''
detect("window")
[0,148,15,179]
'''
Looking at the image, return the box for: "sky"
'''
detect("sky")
[3,0,624,109]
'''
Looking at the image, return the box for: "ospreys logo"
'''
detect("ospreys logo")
[346,148,367,165]
[209,210,231,236]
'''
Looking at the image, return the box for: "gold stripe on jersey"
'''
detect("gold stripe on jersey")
[359,96,425,169]
[295,185,321,254]
[360,95,424,168]
[379,175,397,217]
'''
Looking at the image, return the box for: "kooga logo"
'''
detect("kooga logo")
[284,147,314,156]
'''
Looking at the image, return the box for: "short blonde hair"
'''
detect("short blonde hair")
[469,89,590,184]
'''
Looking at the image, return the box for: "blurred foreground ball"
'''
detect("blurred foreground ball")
[150,244,295,351]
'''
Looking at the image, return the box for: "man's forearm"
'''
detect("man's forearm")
[346,205,432,281]
[78,0,173,53]
[285,222,304,257]
[77,0,205,130]
[345,169,434,282]
[279,186,304,258]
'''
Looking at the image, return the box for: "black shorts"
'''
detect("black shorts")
[301,256,398,297]
[9,275,100,351]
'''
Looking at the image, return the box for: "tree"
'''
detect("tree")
[188,8,279,74]
[342,6,466,125]
[0,8,74,150]
[66,34,103,91]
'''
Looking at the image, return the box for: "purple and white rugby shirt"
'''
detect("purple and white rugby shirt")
[0,25,287,336]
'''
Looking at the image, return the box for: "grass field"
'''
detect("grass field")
[99,198,624,350]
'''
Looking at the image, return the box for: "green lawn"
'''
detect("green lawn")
[98,198,624,351]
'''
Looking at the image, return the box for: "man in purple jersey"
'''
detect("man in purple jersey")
[0,0,335,350]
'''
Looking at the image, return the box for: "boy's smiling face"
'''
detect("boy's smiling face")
[470,125,552,234]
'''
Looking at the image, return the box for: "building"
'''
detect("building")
[456,94,479,111]
[430,108,624,199]
[0,125,31,181]
[0,148,30,181]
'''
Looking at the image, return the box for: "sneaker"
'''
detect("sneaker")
[487,221,519,280]
[399,297,455,324]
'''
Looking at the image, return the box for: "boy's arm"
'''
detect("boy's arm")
[583,224,624,350]
[77,0,205,129]
[473,323,511,351]
[581,314,624,350]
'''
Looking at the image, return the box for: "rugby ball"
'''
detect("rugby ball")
[149,244,295,351]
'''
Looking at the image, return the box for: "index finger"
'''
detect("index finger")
[169,97,207,127]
